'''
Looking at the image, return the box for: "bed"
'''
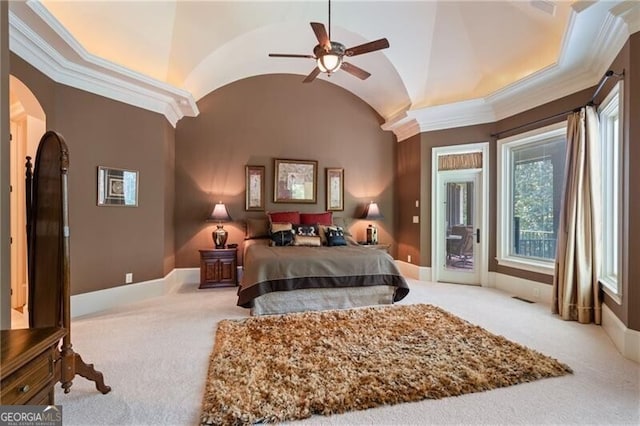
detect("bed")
[237,216,409,315]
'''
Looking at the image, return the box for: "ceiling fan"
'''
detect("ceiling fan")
[268,0,390,83]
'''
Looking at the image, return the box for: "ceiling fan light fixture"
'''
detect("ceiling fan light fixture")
[317,53,342,73]
[268,1,388,83]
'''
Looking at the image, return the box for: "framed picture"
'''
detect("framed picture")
[245,165,265,211]
[97,166,138,207]
[273,158,317,203]
[326,168,344,211]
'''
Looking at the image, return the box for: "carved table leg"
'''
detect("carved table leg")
[73,353,111,394]
[60,346,111,394]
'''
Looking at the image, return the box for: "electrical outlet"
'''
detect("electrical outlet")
[125,273,133,283]
[407,255,412,263]
[412,216,419,223]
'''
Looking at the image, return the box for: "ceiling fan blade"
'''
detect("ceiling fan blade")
[345,38,390,57]
[310,22,330,49]
[341,62,371,80]
[303,67,321,83]
[269,53,315,58]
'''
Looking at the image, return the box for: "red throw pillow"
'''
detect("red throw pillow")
[300,212,333,226]
[268,211,300,224]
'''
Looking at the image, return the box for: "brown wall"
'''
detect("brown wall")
[174,74,397,267]
[628,33,640,330]
[163,123,176,275]
[623,32,640,330]
[10,54,174,295]
[395,134,421,265]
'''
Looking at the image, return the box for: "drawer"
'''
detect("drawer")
[0,349,55,405]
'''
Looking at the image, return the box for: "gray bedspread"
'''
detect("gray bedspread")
[237,239,409,308]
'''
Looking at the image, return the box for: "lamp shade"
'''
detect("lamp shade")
[208,202,231,222]
[362,202,383,220]
[317,53,342,73]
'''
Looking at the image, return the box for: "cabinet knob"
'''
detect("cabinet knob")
[19,384,30,393]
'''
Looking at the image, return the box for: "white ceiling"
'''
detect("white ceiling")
[8,1,640,137]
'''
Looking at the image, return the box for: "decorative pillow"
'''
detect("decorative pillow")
[268,211,300,224]
[245,217,270,239]
[325,226,347,246]
[271,222,293,233]
[293,235,322,247]
[270,230,294,246]
[293,224,319,237]
[300,212,333,226]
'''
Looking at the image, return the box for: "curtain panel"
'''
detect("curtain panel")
[552,106,602,324]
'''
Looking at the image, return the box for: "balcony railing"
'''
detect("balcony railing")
[514,229,557,260]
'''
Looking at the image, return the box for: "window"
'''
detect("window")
[598,81,623,300]
[497,122,567,274]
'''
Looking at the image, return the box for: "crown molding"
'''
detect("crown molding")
[410,98,496,133]
[384,0,638,141]
[612,1,640,36]
[8,2,198,128]
[381,113,420,142]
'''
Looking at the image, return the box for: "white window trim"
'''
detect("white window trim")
[496,121,567,275]
[598,80,623,303]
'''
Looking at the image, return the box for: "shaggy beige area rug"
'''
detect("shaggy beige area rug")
[200,304,572,425]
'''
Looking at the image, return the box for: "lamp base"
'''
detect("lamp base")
[212,225,228,249]
[366,224,378,245]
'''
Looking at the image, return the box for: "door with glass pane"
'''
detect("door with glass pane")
[436,171,481,285]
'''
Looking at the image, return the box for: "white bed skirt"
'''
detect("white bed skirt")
[250,285,397,316]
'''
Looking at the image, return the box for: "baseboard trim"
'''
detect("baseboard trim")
[72,262,426,318]
[70,268,199,318]
[488,272,639,363]
[488,272,552,305]
[395,260,431,282]
[166,268,199,293]
[70,268,639,364]
[602,303,640,363]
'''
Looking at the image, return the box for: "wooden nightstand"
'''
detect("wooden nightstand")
[199,248,237,288]
[1,327,66,405]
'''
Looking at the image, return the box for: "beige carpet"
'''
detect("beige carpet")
[200,303,572,425]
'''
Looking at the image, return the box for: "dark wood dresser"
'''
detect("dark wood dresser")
[1,327,66,405]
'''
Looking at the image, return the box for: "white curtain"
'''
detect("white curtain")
[552,106,602,324]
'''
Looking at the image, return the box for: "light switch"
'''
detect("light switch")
[415,200,419,208]
[412,216,419,223]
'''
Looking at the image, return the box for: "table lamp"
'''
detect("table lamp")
[362,201,383,244]
[208,202,232,248]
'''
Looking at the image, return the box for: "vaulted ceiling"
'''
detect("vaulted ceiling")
[8,1,640,138]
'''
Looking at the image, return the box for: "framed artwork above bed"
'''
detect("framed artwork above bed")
[273,158,317,203]
[245,165,265,211]
[326,167,344,211]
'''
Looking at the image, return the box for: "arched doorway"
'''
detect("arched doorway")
[9,75,46,328]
